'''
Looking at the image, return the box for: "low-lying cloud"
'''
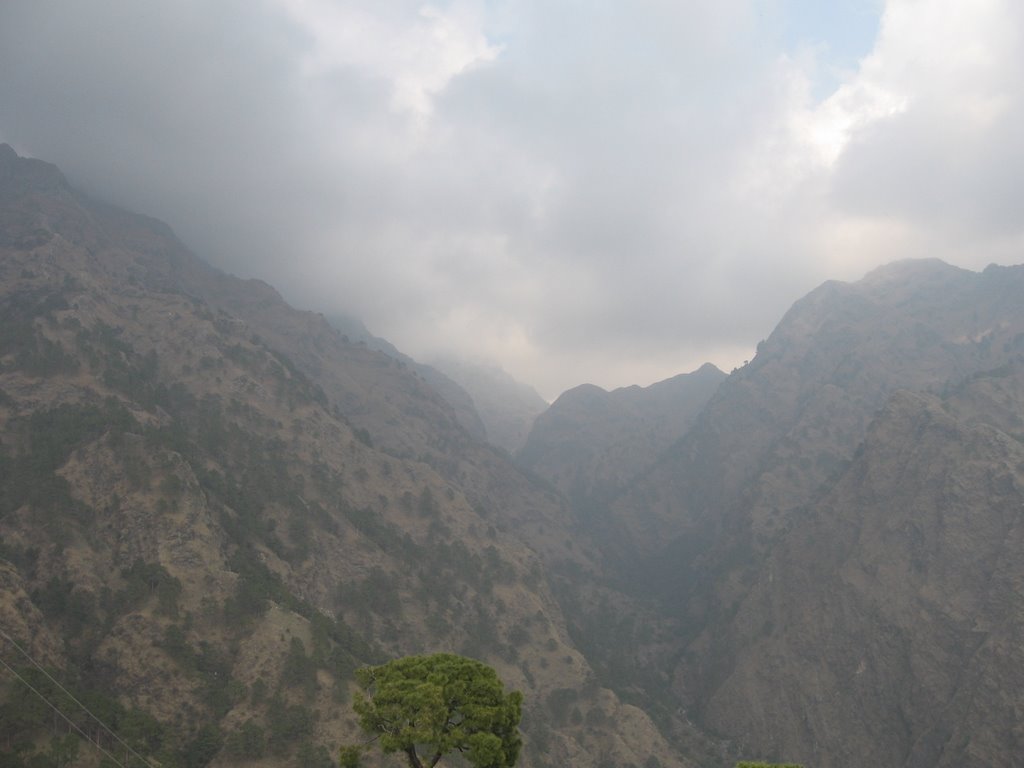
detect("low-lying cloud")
[1,0,1021,398]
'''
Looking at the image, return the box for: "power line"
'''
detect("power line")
[0,652,129,767]
[0,627,156,768]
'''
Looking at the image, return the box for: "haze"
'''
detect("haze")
[1,0,1022,399]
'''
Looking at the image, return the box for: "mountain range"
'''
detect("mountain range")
[0,144,687,768]
[2,143,1024,768]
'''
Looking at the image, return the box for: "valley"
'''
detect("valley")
[2,144,1024,768]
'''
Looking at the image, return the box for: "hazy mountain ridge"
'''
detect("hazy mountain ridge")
[620,259,1024,766]
[325,313,489,443]
[518,363,725,504]
[322,317,549,456]
[0,146,694,768]
[509,249,1024,765]
[428,357,550,456]
[617,258,1024,555]
[6,142,1024,768]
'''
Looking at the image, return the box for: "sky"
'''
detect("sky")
[1,0,1022,400]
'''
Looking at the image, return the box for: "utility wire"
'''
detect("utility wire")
[0,627,156,768]
[0,652,128,767]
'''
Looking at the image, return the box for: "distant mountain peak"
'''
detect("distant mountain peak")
[0,143,70,195]
[427,356,548,454]
[518,363,726,499]
[694,361,724,375]
[861,256,970,284]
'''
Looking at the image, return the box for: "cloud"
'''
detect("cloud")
[276,0,502,119]
[1,0,1021,398]
[828,0,1024,232]
[787,0,1024,282]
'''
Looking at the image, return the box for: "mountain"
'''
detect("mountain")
[0,145,694,768]
[428,357,549,455]
[616,259,1024,554]
[518,364,725,504]
[324,313,489,444]
[323,318,550,456]
[701,373,1024,767]
[7,141,1024,768]
[609,258,1024,766]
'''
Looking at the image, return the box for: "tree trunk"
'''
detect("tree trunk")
[405,746,425,768]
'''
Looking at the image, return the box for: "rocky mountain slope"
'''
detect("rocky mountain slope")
[507,253,1024,766]
[618,259,1024,555]
[0,144,696,768]
[323,317,548,456]
[608,259,1024,766]
[702,372,1024,767]
[7,141,1024,768]
[518,364,725,504]
[324,313,489,444]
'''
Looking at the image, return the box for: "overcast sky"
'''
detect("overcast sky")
[1,1,1022,399]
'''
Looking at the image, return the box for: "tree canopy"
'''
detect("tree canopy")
[350,653,523,768]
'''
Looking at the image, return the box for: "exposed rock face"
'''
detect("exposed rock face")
[0,145,691,768]
[613,259,1024,766]
[617,259,1024,553]
[519,363,725,503]
[703,378,1024,767]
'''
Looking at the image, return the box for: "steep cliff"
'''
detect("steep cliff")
[619,259,1024,556]
[619,260,1024,766]
[702,373,1024,767]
